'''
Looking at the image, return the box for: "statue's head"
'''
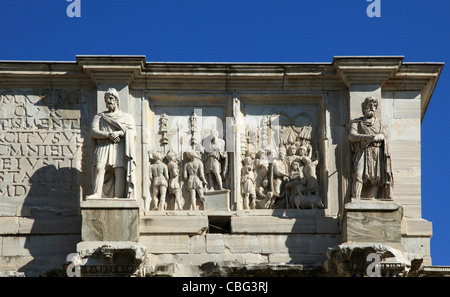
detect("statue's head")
[211,129,219,138]
[256,151,269,172]
[298,145,307,156]
[243,156,253,166]
[104,88,120,111]
[287,145,297,156]
[301,155,312,164]
[262,179,269,188]
[209,129,219,144]
[362,96,378,119]
[166,151,179,162]
[153,152,163,162]
[186,150,198,161]
[256,150,268,160]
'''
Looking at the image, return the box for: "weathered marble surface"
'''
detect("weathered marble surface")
[203,190,230,211]
[341,201,403,243]
[0,56,442,276]
[138,210,341,276]
[81,199,139,242]
[76,241,147,277]
[325,242,423,277]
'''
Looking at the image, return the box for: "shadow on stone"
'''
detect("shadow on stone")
[19,165,82,277]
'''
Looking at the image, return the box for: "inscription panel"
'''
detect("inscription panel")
[0,90,89,214]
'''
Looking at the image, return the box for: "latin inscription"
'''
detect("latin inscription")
[0,91,86,198]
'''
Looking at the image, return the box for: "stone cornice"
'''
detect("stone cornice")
[135,63,342,91]
[76,55,146,85]
[384,62,444,121]
[0,61,93,88]
[0,55,443,119]
[332,56,404,87]
[332,56,443,121]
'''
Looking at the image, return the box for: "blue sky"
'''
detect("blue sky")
[0,0,449,266]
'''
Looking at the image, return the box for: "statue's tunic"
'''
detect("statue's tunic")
[91,110,136,198]
[204,139,227,175]
[241,165,256,196]
[349,117,393,196]
[271,159,289,197]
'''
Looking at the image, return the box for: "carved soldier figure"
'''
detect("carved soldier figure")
[271,147,289,198]
[167,151,182,210]
[297,145,308,158]
[301,156,319,196]
[149,152,169,210]
[348,96,393,199]
[183,150,208,210]
[87,88,136,199]
[241,156,256,209]
[203,129,227,191]
[255,151,274,209]
[286,161,304,208]
[288,161,305,209]
[285,145,301,170]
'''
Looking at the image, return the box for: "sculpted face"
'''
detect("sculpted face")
[153,152,163,162]
[105,94,118,112]
[288,146,296,156]
[362,98,378,119]
[298,146,307,156]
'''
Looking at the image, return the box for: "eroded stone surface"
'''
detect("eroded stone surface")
[0,56,442,276]
[342,201,403,243]
[81,199,139,242]
[325,243,424,277]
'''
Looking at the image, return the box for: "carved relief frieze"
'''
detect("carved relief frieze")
[140,98,326,211]
[145,109,229,211]
[239,111,323,210]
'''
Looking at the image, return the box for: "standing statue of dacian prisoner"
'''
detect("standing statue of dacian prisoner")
[348,96,393,200]
[86,88,136,199]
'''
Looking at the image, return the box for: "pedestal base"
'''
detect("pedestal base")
[203,189,230,211]
[342,200,403,243]
[76,241,147,277]
[325,242,423,277]
[81,198,139,242]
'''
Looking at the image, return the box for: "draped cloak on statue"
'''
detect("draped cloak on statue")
[348,117,393,198]
[91,110,136,199]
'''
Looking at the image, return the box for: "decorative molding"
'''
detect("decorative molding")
[333,56,404,87]
[76,55,146,85]
[0,56,442,121]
